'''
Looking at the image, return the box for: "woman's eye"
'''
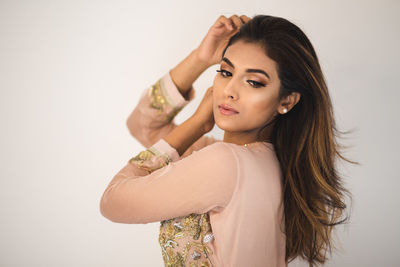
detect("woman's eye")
[247,80,266,88]
[216,69,231,77]
[216,69,266,88]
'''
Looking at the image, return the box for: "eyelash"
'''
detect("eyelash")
[216,69,266,88]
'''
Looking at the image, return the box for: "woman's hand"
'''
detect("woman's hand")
[196,15,252,66]
[192,86,215,134]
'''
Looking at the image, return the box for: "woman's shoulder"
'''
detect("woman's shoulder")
[207,140,275,154]
[191,140,237,156]
[177,140,239,169]
[208,141,279,169]
[184,140,276,167]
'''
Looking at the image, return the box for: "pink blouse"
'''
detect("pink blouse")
[100,70,287,267]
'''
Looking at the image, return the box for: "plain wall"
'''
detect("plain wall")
[0,0,398,266]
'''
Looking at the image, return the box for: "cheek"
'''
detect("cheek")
[246,94,274,116]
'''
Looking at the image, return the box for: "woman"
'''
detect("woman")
[100,14,354,267]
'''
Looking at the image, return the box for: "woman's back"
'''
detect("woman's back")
[209,141,286,266]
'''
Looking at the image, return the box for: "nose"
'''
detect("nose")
[223,78,239,100]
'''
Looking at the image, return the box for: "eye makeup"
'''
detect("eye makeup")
[216,69,266,88]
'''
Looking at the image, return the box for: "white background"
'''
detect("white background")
[0,0,398,266]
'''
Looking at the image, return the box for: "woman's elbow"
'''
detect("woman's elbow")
[99,195,117,222]
[99,192,123,223]
[99,195,147,224]
[126,114,138,138]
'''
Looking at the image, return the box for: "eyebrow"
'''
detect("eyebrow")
[221,57,270,80]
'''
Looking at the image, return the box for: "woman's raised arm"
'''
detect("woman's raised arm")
[127,15,251,154]
[126,49,211,150]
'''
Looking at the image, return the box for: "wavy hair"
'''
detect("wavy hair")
[222,15,359,266]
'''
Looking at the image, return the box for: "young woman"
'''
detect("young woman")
[100,14,355,267]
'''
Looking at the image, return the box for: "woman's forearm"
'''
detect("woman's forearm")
[169,49,211,99]
[164,116,205,157]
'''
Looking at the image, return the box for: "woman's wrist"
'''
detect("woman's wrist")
[164,116,206,157]
[169,49,211,98]
[190,114,213,134]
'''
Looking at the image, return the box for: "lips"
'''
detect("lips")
[218,103,239,113]
[218,103,239,116]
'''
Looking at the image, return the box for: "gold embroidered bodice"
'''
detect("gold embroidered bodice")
[159,213,215,267]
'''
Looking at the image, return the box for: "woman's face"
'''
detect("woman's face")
[212,40,281,140]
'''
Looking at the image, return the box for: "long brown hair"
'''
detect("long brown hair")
[222,15,359,266]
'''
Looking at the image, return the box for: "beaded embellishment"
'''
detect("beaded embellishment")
[149,78,184,122]
[159,212,215,267]
[128,146,172,173]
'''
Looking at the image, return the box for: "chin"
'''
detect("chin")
[215,119,240,132]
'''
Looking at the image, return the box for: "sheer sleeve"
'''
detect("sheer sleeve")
[126,70,219,157]
[99,138,237,224]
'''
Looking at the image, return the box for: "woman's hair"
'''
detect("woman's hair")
[222,15,359,266]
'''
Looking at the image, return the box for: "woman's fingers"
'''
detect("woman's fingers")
[239,15,251,24]
[229,15,244,29]
[216,15,234,30]
[215,14,251,32]
[227,14,252,31]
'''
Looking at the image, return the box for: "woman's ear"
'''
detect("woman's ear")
[278,92,301,114]
[289,92,301,108]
